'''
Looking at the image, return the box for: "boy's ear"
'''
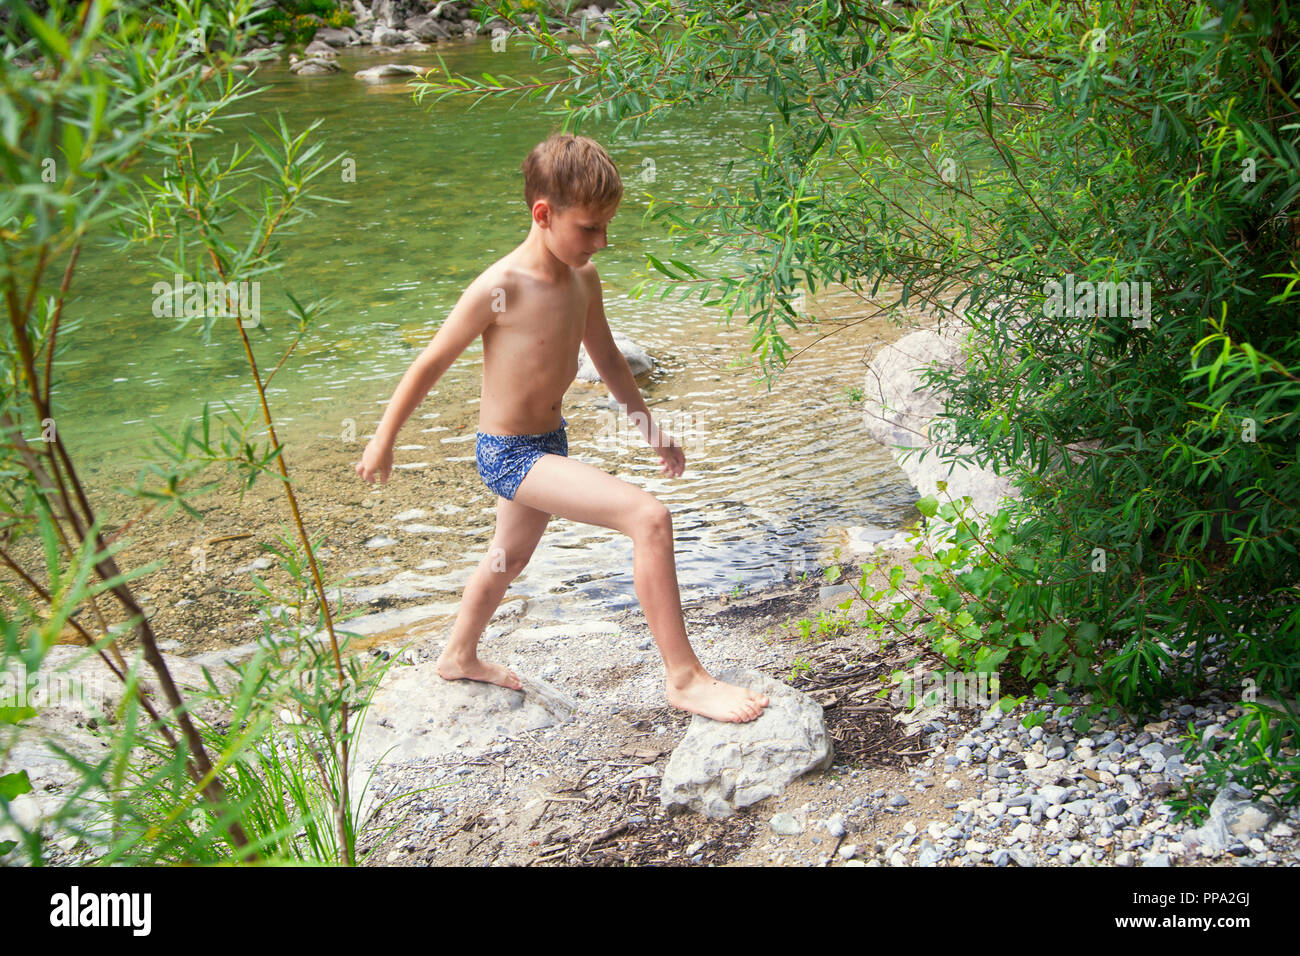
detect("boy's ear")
[532,198,552,227]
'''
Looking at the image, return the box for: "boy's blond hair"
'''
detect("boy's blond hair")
[521,133,623,214]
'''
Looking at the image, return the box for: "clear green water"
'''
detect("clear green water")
[57,41,776,470]
[46,37,920,623]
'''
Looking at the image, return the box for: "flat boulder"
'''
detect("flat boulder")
[405,15,452,41]
[352,658,575,771]
[354,63,427,80]
[659,668,833,818]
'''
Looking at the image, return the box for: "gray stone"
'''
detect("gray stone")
[289,56,340,75]
[1038,784,1069,805]
[405,14,452,40]
[889,794,910,808]
[819,584,856,605]
[372,25,408,46]
[576,332,654,383]
[303,39,338,58]
[351,659,574,817]
[313,26,359,47]
[354,63,428,80]
[659,669,833,818]
[1184,784,1279,854]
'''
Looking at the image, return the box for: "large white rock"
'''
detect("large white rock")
[659,668,833,818]
[0,645,237,861]
[313,27,359,48]
[1180,782,1280,855]
[861,323,1018,519]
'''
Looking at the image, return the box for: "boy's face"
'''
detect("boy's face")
[540,199,618,267]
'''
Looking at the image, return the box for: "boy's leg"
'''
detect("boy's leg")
[435,494,550,691]
[513,453,769,723]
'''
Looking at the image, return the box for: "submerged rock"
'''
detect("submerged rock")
[289,55,340,75]
[354,63,427,80]
[575,332,653,383]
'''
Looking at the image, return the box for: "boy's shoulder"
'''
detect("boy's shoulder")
[468,254,520,299]
[470,255,601,297]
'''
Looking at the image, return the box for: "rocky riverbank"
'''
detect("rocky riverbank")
[341,537,1299,867]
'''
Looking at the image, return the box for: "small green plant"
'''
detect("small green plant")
[730,575,744,599]
[790,657,812,681]
[843,385,863,403]
[1167,703,1300,823]
[783,607,854,643]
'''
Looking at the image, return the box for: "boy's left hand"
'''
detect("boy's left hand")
[654,432,685,477]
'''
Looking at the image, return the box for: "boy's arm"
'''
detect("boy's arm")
[580,266,684,476]
[356,277,499,483]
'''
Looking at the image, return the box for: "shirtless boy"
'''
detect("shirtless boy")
[355,133,769,723]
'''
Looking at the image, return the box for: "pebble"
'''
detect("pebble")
[770,812,803,836]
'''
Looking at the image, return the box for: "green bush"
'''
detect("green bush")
[258,0,356,44]
[1,0,388,864]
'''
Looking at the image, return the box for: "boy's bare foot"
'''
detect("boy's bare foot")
[666,672,770,723]
[436,651,523,691]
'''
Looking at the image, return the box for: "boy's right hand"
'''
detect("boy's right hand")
[355,438,394,484]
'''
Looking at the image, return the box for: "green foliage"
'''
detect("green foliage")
[419,0,1300,808]
[0,0,395,865]
[257,0,355,44]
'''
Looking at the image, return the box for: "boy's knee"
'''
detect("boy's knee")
[631,499,672,541]
[487,545,528,578]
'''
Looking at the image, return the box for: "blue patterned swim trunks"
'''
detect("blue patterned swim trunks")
[474,417,568,501]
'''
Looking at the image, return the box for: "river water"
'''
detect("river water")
[49,37,924,633]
